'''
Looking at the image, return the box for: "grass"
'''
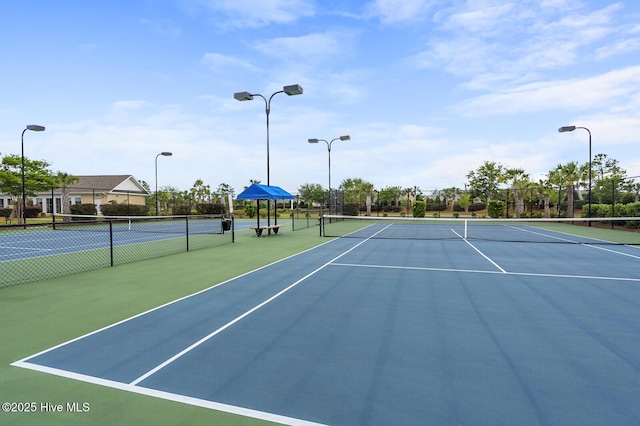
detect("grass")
[0,224,325,426]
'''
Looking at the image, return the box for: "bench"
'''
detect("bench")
[250,224,284,237]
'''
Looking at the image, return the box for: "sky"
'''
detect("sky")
[1,0,640,196]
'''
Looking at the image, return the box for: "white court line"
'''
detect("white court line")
[329,262,640,282]
[451,229,507,273]
[130,226,390,386]
[0,245,54,252]
[9,363,325,426]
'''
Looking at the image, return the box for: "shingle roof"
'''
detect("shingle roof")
[67,175,149,194]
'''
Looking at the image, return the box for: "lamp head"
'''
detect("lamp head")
[339,135,350,141]
[558,126,576,133]
[308,138,319,144]
[160,152,172,156]
[234,92,253,101]
[26,124,45,132]
[283,84,303,96]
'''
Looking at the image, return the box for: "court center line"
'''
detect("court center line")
[129,234,381,386]
[451,229,507,273]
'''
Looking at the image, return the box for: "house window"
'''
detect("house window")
[0,199,4,208]
[74,197,81,204]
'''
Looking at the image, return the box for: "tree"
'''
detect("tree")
[215,183,234,213]
[549,162,582,218]
[536,179,553,218]
[0,153,56,223]
[500,168,529,217]
[190,179,211,204]
[441,187,461,211]
[55,172,79,220]
[339,178,374,215]
[377,186,402,208]
[297,183,325,207]
[457,193,472,213]
[466,161,505,204]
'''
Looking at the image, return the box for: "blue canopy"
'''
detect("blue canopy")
[236,184,294,200]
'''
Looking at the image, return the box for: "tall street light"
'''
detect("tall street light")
[308,135,350,215]
[155,152,172,215]
[234,84,303,230]
[558,125,592,223]
[21,124,46,226]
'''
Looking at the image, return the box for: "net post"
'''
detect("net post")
[464,219,468,239]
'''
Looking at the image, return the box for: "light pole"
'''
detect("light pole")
[155,152,172,215]
[234,84,303,230]
[559,125,592,223]
[21,124,46,226]
[308,135,350,215]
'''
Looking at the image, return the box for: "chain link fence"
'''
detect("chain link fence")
[0,215,232,288]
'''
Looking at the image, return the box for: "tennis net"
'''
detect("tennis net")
[53,214,225,235]
[321,215,640,245]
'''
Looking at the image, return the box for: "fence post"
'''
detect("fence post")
[109,219,114,266]
[186,216,190,251]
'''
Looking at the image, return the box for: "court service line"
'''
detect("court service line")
[129,231,385,387]
[451,229,507,273]
[329,262,640,282]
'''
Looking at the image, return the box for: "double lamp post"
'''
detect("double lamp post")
[234,84,303,230]
[308,135,350,215]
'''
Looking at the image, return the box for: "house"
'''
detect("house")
[0,175,149,216]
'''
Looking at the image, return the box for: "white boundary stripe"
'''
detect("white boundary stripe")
[586,243,640,259]
[331,263,640,282]
[11,235,373,425]
[452,229,507,273]
[130,232,379,385]
[14,238,339,364]
[10,362,325,426]
[329,262,640,282]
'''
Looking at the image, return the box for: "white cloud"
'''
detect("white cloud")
[190,0,315,28]
[410,2,622,90]
[202,53,259,73]
[253,32,352,62]
[454,65,640,117]
[366,0,436,23]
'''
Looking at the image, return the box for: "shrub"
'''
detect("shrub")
[487,200,505,218]
[0,208,13,219]
[25,206,42,218]
[196,203,225,214]
[70,204,97,215]
[468,203,486,212]
[100,203,148,216]
[412,200,426,218]
[343,203,359,216]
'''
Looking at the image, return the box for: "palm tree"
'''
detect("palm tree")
[536,179,553,218]
[550,162,581,218]
[501,168,529,217]
[441,187,459,211]
[55,172,79,221]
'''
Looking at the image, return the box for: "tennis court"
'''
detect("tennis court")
[10,216,640,425]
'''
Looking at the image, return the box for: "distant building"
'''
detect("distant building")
[0,175,149,215]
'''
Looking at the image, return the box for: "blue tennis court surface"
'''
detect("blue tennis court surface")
[13,225,640,425]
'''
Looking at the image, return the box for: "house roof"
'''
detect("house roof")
[67,175,149,195]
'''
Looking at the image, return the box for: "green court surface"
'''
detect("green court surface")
[0,225,323,426]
